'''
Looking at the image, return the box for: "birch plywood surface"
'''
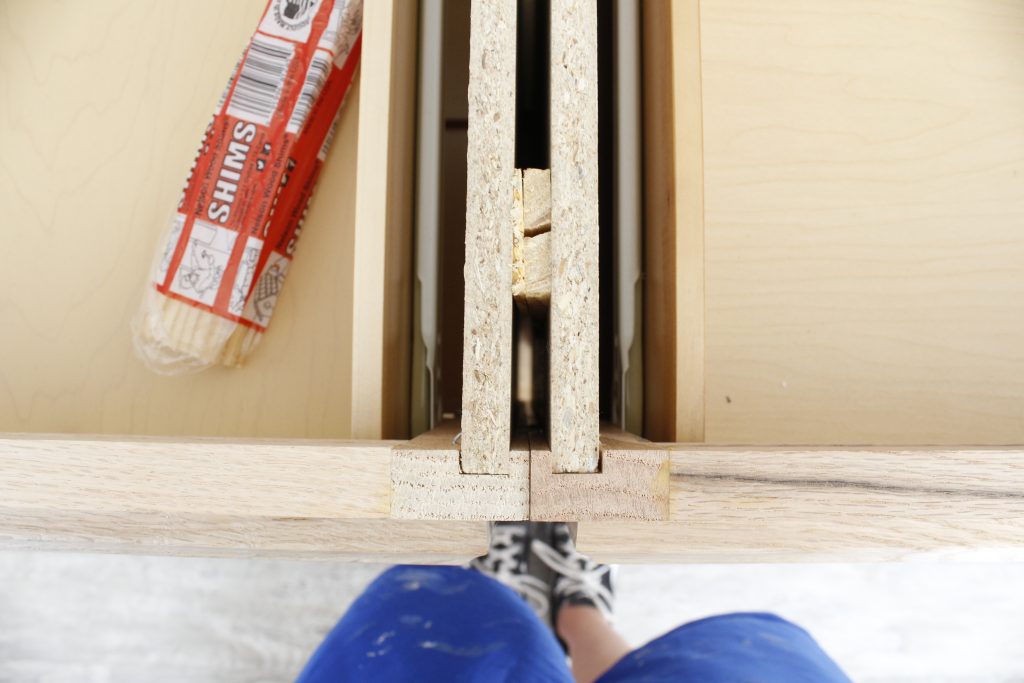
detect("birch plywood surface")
[0,2,361,438]
[700,0,1024,444]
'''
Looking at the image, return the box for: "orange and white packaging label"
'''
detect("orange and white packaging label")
[154,0,362,333]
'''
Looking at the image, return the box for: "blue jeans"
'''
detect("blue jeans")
[295,565,852,682]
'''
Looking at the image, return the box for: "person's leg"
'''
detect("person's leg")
[532,524,629,683]
[557,604,631,683]
[294,525,573,683]
[531,525,851,683]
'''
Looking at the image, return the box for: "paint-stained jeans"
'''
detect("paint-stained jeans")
[294,565,852,682]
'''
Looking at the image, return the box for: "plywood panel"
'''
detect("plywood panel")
[701,0,1024,444]
[0,2,363,438]
[641,0,705,443]
[350,0,417,440]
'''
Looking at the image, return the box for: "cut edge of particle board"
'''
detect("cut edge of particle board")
[350,0,418,440]
[577,445,1024,563]
[530,427,670,521]
[549,0,601,473]
[391,423,530,520]
[641,0,705,443]
[459,0,517,475]
[0,433,488,561]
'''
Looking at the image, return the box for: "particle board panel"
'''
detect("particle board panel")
[0,1,378,440]
[459,0,517,474]
[578,445,1024,563]
[549,0,601,472]
[699,0,1024,444]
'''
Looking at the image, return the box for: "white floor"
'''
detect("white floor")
[0,552,1022,682]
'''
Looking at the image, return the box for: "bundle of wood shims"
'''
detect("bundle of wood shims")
[133,0,362,374]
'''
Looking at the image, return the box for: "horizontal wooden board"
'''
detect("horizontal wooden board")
[578,444,1024,562]
[0,434,487,560]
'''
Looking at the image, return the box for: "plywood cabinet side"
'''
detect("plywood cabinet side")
[700,0,1024,444]
[350,0,418,439]
[0,0,364,439]
[640,0,706,443]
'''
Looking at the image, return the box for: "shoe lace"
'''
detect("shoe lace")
[471,525,551,618]
[532,538,615,621]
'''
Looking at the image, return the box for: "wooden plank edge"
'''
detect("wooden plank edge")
[391,423,530,520]
[529,428,669,521]
[578,445,1024,562]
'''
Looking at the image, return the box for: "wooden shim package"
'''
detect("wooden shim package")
[133,0,362,374]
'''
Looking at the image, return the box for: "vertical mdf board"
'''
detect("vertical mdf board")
[0,1,365,440]
[460,0,517,474]
[351,0,418,439]
[699,0,1024,444]
[549,0,601,473]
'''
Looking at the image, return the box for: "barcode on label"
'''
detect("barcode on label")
[227,34,294,125]
[287,50,332,134]
[218,57,242,111]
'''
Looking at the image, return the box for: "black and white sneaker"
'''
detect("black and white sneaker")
[469,522,551,621]
[531,523,615,625]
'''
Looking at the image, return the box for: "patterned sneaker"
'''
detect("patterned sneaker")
[469,522,551,621]
[531,523,615,626]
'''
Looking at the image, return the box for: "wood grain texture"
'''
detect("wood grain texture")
[700,0,1024,444]
[0,433,487,560]
[0,0,365,439]
[550,0,601,472]
[578,445,1024,562]
[640,0,706,443]
[350,0,417,439]
[391,423,530,520]
[529,429,669,521]
[460,0,517,474]
[512,169,552,304]
[522,168,552,236]
[0,512,485,563]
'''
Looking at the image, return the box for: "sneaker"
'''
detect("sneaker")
[531,522,615,626]
[469,521,551,621]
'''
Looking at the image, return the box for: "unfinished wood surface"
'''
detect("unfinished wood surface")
[530,429,669,521]
[391,423,530,520]
[578,445,1024,563]
[550,0,600,473]
[512,169,552,305]
[0,512,485,563]
[641,0,705,443]
[522,168,552,236]
[350,0,417,439]
[460,0,517,474]
[0,433,486,560]
[0,1,364,439]
[700,0,1024,444]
